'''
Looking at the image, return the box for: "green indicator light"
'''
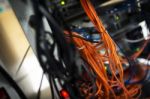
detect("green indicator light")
[115,16,119,21]
[60,1,65,6]
[135,48,140,51]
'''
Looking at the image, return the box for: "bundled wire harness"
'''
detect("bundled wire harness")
[66,0,143,98]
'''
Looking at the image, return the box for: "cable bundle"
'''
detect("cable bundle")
[65,0,142,98]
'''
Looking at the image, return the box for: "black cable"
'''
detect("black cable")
[39,5,74,75]
[52,77,61,99]
[49,76,54,99]
[42,31,69,78]
[48,1,74,42]
[0,65,27,99]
